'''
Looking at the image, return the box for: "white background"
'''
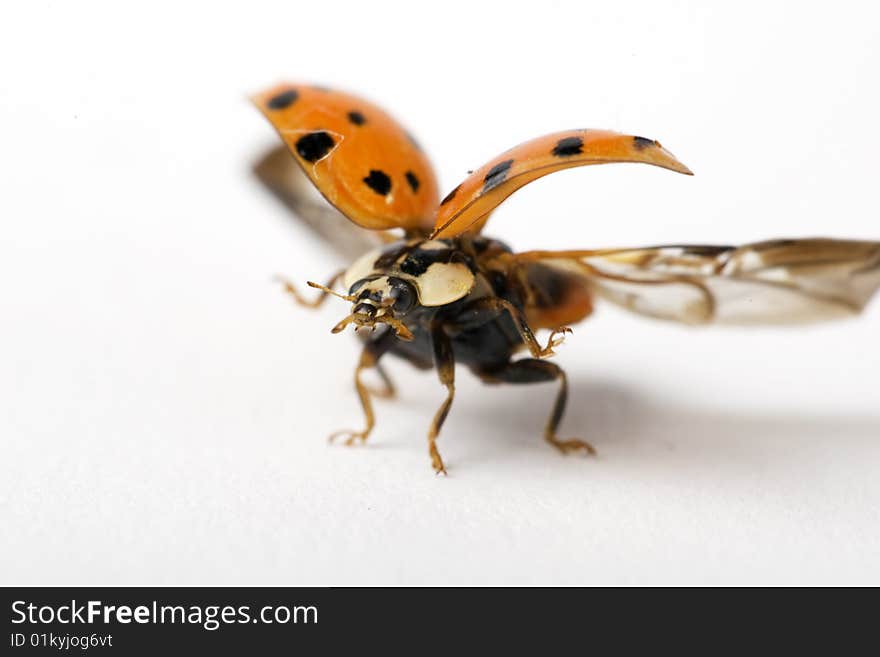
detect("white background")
[2,1,879,585]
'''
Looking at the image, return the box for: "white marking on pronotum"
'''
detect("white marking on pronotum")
[415,262,475,306]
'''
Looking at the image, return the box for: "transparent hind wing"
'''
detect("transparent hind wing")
[519,239,880,326]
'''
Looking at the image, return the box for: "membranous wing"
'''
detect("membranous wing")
[520,239,880,325]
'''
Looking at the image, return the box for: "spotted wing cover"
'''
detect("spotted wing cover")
[431,131,693,239]
[253,84,439,233]
[253,145,387,261]
[522,239,880,325]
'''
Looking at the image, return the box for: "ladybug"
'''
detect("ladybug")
[252,83,880,474]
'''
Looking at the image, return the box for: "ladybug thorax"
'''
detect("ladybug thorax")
[344,239,476,308]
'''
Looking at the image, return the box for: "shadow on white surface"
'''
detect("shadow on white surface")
[408,375,880,473]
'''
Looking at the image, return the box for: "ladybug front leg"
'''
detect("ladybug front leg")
[329,328,396,446]
[276,270,344,308]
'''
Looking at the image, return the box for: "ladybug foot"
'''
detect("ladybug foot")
[428,442,448,475]
[546,435,596,456]
[538,327,572,358]
[328,429,371,446]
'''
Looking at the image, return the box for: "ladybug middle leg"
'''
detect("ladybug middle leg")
[479,359,596,457]
[453,296,571,358]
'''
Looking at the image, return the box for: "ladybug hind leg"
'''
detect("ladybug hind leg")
[480,359,596,457]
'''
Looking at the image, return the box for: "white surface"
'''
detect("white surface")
[2,1,879,585]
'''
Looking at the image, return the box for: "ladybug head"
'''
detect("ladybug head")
[342,276,418,338]
[306,275,417,340]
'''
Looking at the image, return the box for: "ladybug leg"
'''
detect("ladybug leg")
[276,270,344,308]
[480,359,595,457]
[426,322,455,475]
[364,362,396,399]
[452,297,570,358]
[329,328,397,446]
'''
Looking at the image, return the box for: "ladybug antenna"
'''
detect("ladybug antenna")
[306,280,356,302]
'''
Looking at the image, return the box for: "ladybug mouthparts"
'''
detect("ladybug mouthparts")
[305,281,414,342]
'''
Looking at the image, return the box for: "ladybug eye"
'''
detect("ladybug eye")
[388,278,416,313]
[348,279,368,296]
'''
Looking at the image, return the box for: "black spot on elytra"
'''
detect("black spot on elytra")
[440,184,461,206]
[267,89,298,110]
[552,136,584,157]
[295,131,335,162]
[363,169,392,195]
[633,136,655,150]
[405,170,420,193]
[347,110,366,125]
[483,159,514,193]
